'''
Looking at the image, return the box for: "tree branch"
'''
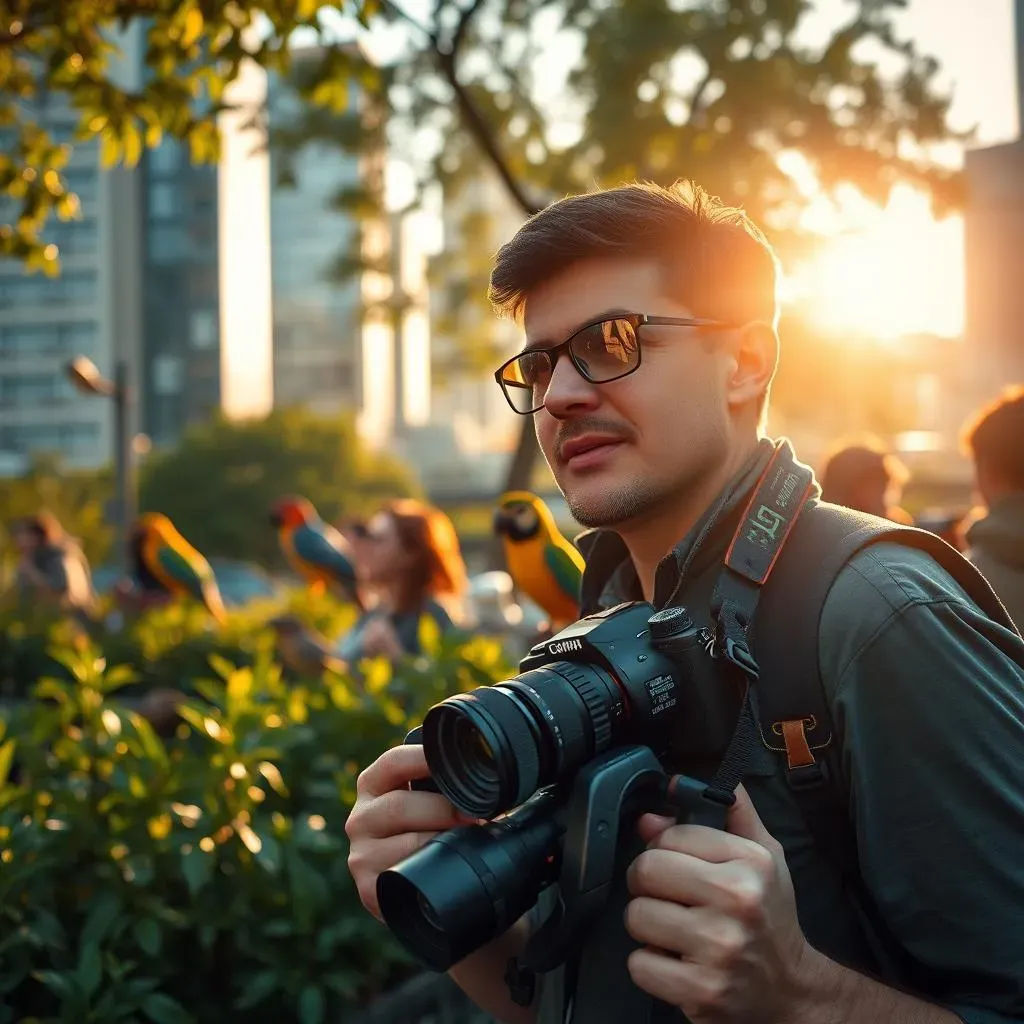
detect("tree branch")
[433,0,542,216]
[686,68,714,128]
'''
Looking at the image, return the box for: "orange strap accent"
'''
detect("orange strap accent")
[779,719,816,770]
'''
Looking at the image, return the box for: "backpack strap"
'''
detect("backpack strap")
[754,499,1017,779]
[752,500,1019,985]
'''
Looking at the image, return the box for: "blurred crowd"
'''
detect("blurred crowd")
[6,386,1023,662]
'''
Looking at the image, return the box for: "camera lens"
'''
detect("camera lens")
[377,790,563,972]
[422,662,623,819]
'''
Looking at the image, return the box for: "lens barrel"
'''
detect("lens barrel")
[376,789,563,971]
[421,661,624,819]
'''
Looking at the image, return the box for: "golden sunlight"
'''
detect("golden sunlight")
[787,185,965,342]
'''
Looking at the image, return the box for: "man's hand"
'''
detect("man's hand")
[345,743,475,920]
[624,784,817,1024]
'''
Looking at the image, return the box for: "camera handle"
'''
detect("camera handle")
[517,745,732,980]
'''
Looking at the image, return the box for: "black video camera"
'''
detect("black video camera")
[376,601,742,979]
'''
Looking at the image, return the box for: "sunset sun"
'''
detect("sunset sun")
[787,185,965,342]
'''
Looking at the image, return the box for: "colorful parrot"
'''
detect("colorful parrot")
[132,512,226,623]
[270,496,363,610]
[493,491,585,628]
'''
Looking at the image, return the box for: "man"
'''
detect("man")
[346,182,1024,1023]
[819,438,913,524]
[962,386,1024,627]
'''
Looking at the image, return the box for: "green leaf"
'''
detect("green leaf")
[254,831,282,874]
[142,992,195,1024]
[32,969,75,1002]
[77,940,102,999]
[181,846,213,896]
[298,985,324,1024]
[0,739,15,789]
[234,968,280,1010]
[81,891,121,948]
[207,654,236,682]
[133,917,162,957]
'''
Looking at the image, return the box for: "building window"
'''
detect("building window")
[189,309,218,350]
[149,140,181,175]
[152,355,184,396]
[148,224,188,263]
[0,271,96,305]
[148,181,178,219]
[0,373,74,406]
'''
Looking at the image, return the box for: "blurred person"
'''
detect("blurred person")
[962,387,1024,627]
[11,512,97,618]
[267,613,349,680]
[347,180,1024,1024]
[819,437,912,523]
[339,499,469,664]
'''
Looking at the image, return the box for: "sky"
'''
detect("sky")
[373,0,1022,340]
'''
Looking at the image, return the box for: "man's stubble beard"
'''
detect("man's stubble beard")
[563,471,696,530]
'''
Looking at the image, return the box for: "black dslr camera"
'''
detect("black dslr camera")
[376,601,743,981]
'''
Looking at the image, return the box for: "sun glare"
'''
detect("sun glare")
[788,185,965,342]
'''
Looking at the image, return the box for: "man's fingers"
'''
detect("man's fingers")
[356,743,430,798]
[649,822,765,864]
[350,831,439,919]
[351,789,466,839]
[637,813,675,844]
[624,896,704,957]
[627,847,719,905]
[627,947,721,1013]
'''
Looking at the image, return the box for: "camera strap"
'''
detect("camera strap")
[704,441,817,800]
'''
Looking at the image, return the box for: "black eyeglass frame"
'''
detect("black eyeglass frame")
[493,312,733,415]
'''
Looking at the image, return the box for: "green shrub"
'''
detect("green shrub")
[0,607,515,1024]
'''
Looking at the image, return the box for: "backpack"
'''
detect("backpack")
[557,445,1021,1023]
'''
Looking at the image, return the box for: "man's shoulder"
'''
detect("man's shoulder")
[817,539,1022,701]
[825,539,978,619]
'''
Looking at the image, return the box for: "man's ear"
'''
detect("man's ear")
[725,320,778,410]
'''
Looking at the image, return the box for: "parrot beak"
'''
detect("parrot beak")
[493,509,511,536]
[269,511,283,528]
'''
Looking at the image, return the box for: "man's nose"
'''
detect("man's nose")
[541,354,600,418]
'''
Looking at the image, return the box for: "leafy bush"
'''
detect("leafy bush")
[0,602,515,1024]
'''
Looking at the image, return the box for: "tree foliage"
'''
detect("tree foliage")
[138,408,417,569]
[279,0,964,490]
[1,0,967,492]
[0,0,373,268]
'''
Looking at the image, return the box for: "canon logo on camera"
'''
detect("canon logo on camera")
[547,638,584,655]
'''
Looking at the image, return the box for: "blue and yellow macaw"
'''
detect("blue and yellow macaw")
[493,491,585,628]
[270,496,363,610]
[133,512,226,623]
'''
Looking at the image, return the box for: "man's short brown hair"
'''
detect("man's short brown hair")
[963,386,1024,491]
[488,180,780,328]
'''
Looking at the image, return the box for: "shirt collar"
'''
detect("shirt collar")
[577,438,783,613]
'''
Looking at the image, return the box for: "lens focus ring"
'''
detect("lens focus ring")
[555,663,613,752]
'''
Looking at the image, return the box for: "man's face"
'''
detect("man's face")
[525,256,736,529]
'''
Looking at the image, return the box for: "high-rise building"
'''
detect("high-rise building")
[964,0,1024,391]
[429,170,526,465]
[0,24,274,469]
[0,94,120,473]
[267,50,370,416]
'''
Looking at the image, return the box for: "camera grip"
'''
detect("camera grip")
[403,726,440,794]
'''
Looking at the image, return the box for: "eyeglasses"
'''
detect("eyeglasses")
[493,312,733,415]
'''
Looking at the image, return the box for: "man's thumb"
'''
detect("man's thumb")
[726,784,771,843]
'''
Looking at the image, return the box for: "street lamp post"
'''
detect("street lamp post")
[65,355,137,572]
